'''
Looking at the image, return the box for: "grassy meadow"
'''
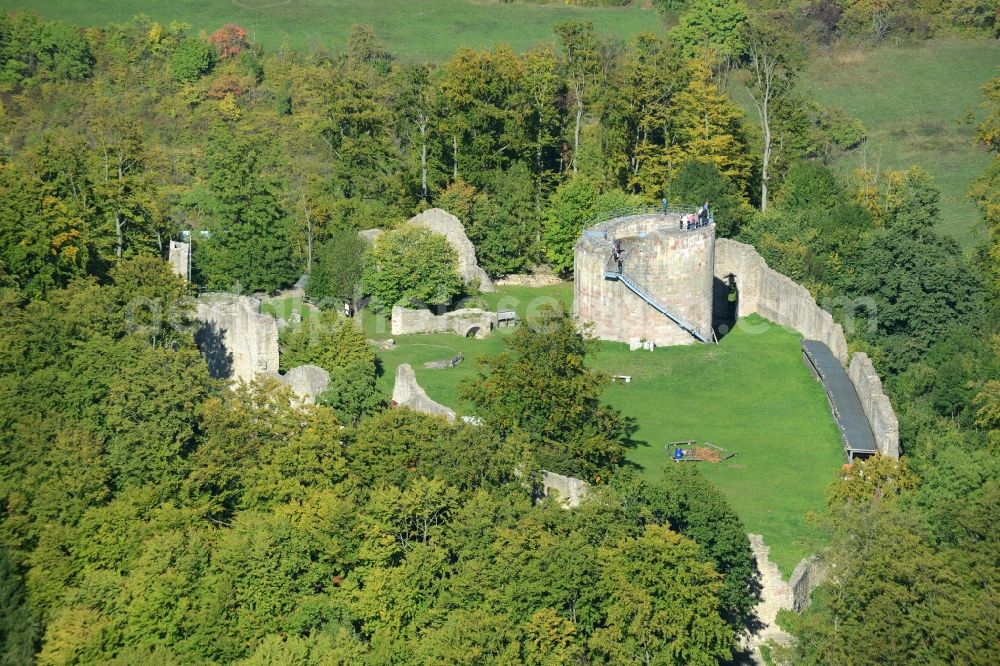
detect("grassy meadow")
[800,39,1000,246]
[279,282,845,575]
[1,0,663,62]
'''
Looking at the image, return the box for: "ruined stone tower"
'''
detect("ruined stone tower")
[574,211,716,347]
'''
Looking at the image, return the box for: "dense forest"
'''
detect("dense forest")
[1,1,998,663]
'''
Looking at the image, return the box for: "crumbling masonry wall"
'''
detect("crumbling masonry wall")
[392,363,457,421]
[168,241,189,280]
[195,293,279,383]
[391,306,497,338]
[409,208,494,291]
[359,208,495,292]
[539,471,590,508]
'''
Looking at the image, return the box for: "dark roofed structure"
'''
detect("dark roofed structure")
[801,339,878,461]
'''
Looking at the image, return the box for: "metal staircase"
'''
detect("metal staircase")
[604,266,716,344]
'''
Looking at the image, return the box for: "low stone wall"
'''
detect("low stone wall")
[715,239,848,363]
[424,354,464,370]
[391,306,497,338]
[495,273,565,287]
[195,293,279,383]
[540,471,590,508]
[391,363,456,422]
[848,353,900,458]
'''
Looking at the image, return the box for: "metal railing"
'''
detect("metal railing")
[584,204,716,237]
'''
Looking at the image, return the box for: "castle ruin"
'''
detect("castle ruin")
[574,210,716,346]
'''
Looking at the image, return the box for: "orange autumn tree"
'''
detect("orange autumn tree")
[209,23,249,59]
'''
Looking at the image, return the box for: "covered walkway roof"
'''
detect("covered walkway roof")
[801,339,878,461]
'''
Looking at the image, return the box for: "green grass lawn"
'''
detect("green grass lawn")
[260,295,316,325]
[3,0,664,62]
[355,283,843,574]
[593,315,843,574]
[799,38,999,246]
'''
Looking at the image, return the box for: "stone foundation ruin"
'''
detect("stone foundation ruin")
[390,305,497,338]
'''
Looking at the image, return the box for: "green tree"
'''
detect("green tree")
[613,467,759,632]
[467,164,537,276]
[555,22,601,174]
[844,168,982,371]
[589,525,733,665]
[670,0,749,60]
[322,67,401,204]
[598,32,684,195]
[194,129,299,293]
[781,476,999,665]
[668,159,750,236]
[461,306,626,479]
[320,361,387,426]
[0,548,37,666]
[742,17,803,211]
[542,177,600,275]
[279,311,375,374]
[0,163,86,295]
[970,73,1000,288]
[92,118,165,259]
[667,59,752,192]
[305,229,366,307]
[361,226,463,312]
[169,38,215,83]
[0,12,94,86]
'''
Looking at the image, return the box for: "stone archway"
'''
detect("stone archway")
[465,325,482,338]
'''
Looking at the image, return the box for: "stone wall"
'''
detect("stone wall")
[848,353,900,458]
[391,305,497,338]
[194,293,279,383]
[278,365,330,405]
[575,215,716,346]
[715,238,848,363]
[391,363,456,421]
[788,555,828,613]
[746,534,828,662]
[495,273,564,287]
[168,241,189,280]
[539,471,590,508]
[409,208,494,292]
